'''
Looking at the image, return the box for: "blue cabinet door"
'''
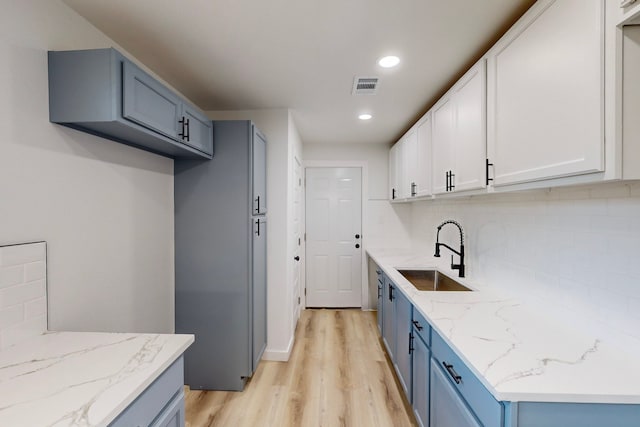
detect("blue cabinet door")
[382,276,395,360]
[252,217,267,372]
[122,60,181,141]
[412,332,430,427]
[181,103,213,155]
[394,289,412,399]
[430,359,481,427]
[376,270,383,334]
[150,392,185,427]
[252,127,267,215]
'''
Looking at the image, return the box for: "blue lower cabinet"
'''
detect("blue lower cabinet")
[382,276,396,360]
[411,331,430,427]
[110,357,185,427]
[394,289,413,399]
[430,359,481,427]
[376,270,384,334]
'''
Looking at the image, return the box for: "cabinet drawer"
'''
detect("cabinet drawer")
[411,309,431,346]
[109,357,184,427]
[151,390,185,427]
[431,333,502,427]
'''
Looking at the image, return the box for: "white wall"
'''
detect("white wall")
[0,1,177,333]
[207,109,298,360]
[409,182,640,354]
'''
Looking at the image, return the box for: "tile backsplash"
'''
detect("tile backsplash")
[409,182,640,355]
[0,242,47,350]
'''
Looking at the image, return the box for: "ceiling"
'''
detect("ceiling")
[63,0,535,145]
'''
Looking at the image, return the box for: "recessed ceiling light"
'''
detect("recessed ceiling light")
[358,114,372,120]
[378,55,400,68]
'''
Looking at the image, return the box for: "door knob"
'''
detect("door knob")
[355,234,360,239]
[294,256,300,261]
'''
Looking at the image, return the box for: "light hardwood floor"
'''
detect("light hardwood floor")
[185,309,417,427]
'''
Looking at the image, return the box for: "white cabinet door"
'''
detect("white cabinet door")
[389,143,400,201]
[415,114,432,198]
[403,129,418,199]
[432,96,455,195]
[487,0,604,186]
[452,61,486,192]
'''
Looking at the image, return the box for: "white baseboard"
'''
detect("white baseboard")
[262,335,295,362]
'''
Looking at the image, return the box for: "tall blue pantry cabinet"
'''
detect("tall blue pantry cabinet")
[175,120,267,391]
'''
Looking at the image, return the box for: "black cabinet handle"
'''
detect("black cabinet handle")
[411,182,417,197]
[355,234,360,239]
[442,361,462,384]
[392,188,396,200]
[409,332,415,355]
[486,158,494,186]
[255,196,260,213]
[412,320,423,331]
[388,283,394,301]
[179,117,190,142]
[255,219,260,236]
[377,283,382,298]
[355,243,360,249]
[294,256,300,261]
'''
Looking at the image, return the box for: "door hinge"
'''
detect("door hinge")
[304,233,306,242]
[304,288,307,295]
[298,297,301,304]
[298,237,301,245]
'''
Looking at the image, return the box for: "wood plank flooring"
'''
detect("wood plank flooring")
[185,309,417,427]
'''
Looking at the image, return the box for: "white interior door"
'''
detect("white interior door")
[292,156,303,323]
[305,167,362,308]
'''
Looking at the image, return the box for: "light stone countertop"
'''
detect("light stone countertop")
[367,247,640,404]
[0,331,194,426]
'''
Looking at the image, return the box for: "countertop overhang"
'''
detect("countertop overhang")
[368,247,640,404]
[0,331,194,426]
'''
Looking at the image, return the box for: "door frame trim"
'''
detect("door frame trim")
[302,160,369,310]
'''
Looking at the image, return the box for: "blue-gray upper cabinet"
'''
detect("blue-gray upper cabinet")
[48,48,212,159]
[252,128,267,215]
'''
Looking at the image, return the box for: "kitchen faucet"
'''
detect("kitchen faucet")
[434,220,465,278]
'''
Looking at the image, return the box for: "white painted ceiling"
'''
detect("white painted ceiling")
[63,0,534,145]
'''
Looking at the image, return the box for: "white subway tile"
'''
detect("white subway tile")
[25,261,46,282]
[0,280,45,308]
[0,305,24,329]
[24,297,46,319]
[0,242,45,267]
[0,315,46,349]
[0,265,24,289]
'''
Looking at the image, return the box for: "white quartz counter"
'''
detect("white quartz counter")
[0,331,194,426]
[368,247,640,404]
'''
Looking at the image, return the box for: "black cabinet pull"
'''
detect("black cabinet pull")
[294,256,300,261]
[179,117,190,142]
[486,158,494,186]
[255,196,260,213]
[392,188,396,200]
[388,283,394,301]
[355,243,360,249]
[255,219,260,236]
[409,332,415,354]
[442,361,462,384]
[355,234,360,239]
[411,182,417,197]
[412,320,423,331]
[377,283,382,298]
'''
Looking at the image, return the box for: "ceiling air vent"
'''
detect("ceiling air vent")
[352,76,379,95]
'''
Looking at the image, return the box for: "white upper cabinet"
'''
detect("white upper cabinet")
[389,142,400,201]
[402,129,418,199]
[487,0,604,187]
[432,60,486,195]
[415,114,433,198]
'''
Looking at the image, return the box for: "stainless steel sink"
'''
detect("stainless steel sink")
[396,269,473,292]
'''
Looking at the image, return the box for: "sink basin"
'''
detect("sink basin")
[396,269,472,292]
